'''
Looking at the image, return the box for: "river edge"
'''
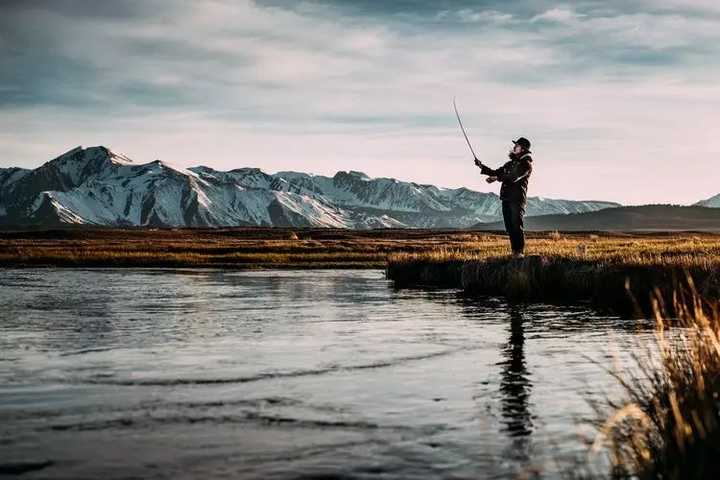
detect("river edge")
[3,228,719,317]
[386,255,720,317]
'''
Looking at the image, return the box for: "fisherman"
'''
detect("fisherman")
[475,138,533,259]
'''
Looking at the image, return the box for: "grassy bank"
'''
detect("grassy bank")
[589,285,720,479]
[386,233,720,316]
[3,229,720,315]
[0,227,507,269]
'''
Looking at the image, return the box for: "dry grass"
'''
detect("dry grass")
[0,229,616,267]
[386,232,720,316]
[0,227,463,269]
[590,281,720,479]
[3,230,720,312]
[388,233,720,266]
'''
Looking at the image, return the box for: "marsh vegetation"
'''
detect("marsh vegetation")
[588,283,720,479]
[387,232,720,316]
[4,228,719,316]
[2,229,718,271]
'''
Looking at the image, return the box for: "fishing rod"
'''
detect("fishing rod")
[453,97,481,166]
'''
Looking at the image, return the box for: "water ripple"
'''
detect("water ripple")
[78,347,476,386]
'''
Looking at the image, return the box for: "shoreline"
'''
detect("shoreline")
[386,255,720,317]
[0,262,386,270]
[3,229,719,317]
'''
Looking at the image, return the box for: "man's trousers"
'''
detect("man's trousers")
[502,201,525,254]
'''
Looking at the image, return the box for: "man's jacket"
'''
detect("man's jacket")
[480,153,533,205]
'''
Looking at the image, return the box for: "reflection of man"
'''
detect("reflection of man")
[498,306,533,457]
[475,138,533,259]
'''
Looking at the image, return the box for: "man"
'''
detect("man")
[475,137,533,259]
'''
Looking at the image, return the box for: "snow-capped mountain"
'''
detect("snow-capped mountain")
[695,194,720,208]
[0,146,620,229]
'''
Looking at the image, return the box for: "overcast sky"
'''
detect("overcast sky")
[1,0,718,204]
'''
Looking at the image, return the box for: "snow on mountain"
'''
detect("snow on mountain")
[695,194,720,208]
[0,145,621,229]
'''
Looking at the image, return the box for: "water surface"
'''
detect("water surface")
[0,269,651,479]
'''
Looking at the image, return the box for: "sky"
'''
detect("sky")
[1,0,719,205]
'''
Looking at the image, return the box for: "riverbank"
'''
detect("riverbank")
[3,229,719,316]
[0,228,630,269]
[387,233,720,316]
[0,227,464,269]
[592,286,720,479]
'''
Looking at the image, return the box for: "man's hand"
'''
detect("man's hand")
[486,176,497,183]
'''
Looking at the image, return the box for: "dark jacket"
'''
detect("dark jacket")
[480,153,533,205]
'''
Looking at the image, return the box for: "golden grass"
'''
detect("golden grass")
[386,232,720,316]
[0,228,456,268]
[591,281,720,479]
[388,234,720,267]
[2,229,719,280]
[4,229,718,314]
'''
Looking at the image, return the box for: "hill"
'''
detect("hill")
[473,205,720,231]
[696,193,720,208]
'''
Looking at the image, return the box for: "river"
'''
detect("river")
[0,269,652,479]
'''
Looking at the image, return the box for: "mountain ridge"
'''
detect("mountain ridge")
[1,145,626,229]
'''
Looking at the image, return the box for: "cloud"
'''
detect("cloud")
[531,7,585,24]
[0,0,719,204]
[436,9,513,24]
[0,0,169,20]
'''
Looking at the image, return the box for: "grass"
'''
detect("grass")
[0,228,621,269]
[0,227,459,269]
[3,228,720,315]
[588,280,720,479]
[386,232,720,316]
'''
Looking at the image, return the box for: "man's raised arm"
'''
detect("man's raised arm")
[476,159,501,177]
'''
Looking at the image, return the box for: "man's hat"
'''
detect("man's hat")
[512,137,531,151]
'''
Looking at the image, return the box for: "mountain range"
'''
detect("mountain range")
[0,145,631,229]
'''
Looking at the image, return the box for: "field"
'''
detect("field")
[2,228,719,315]
[0,227,463,269]
[0,229,717,267]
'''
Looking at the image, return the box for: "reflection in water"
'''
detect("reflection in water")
[498,307,534,458]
